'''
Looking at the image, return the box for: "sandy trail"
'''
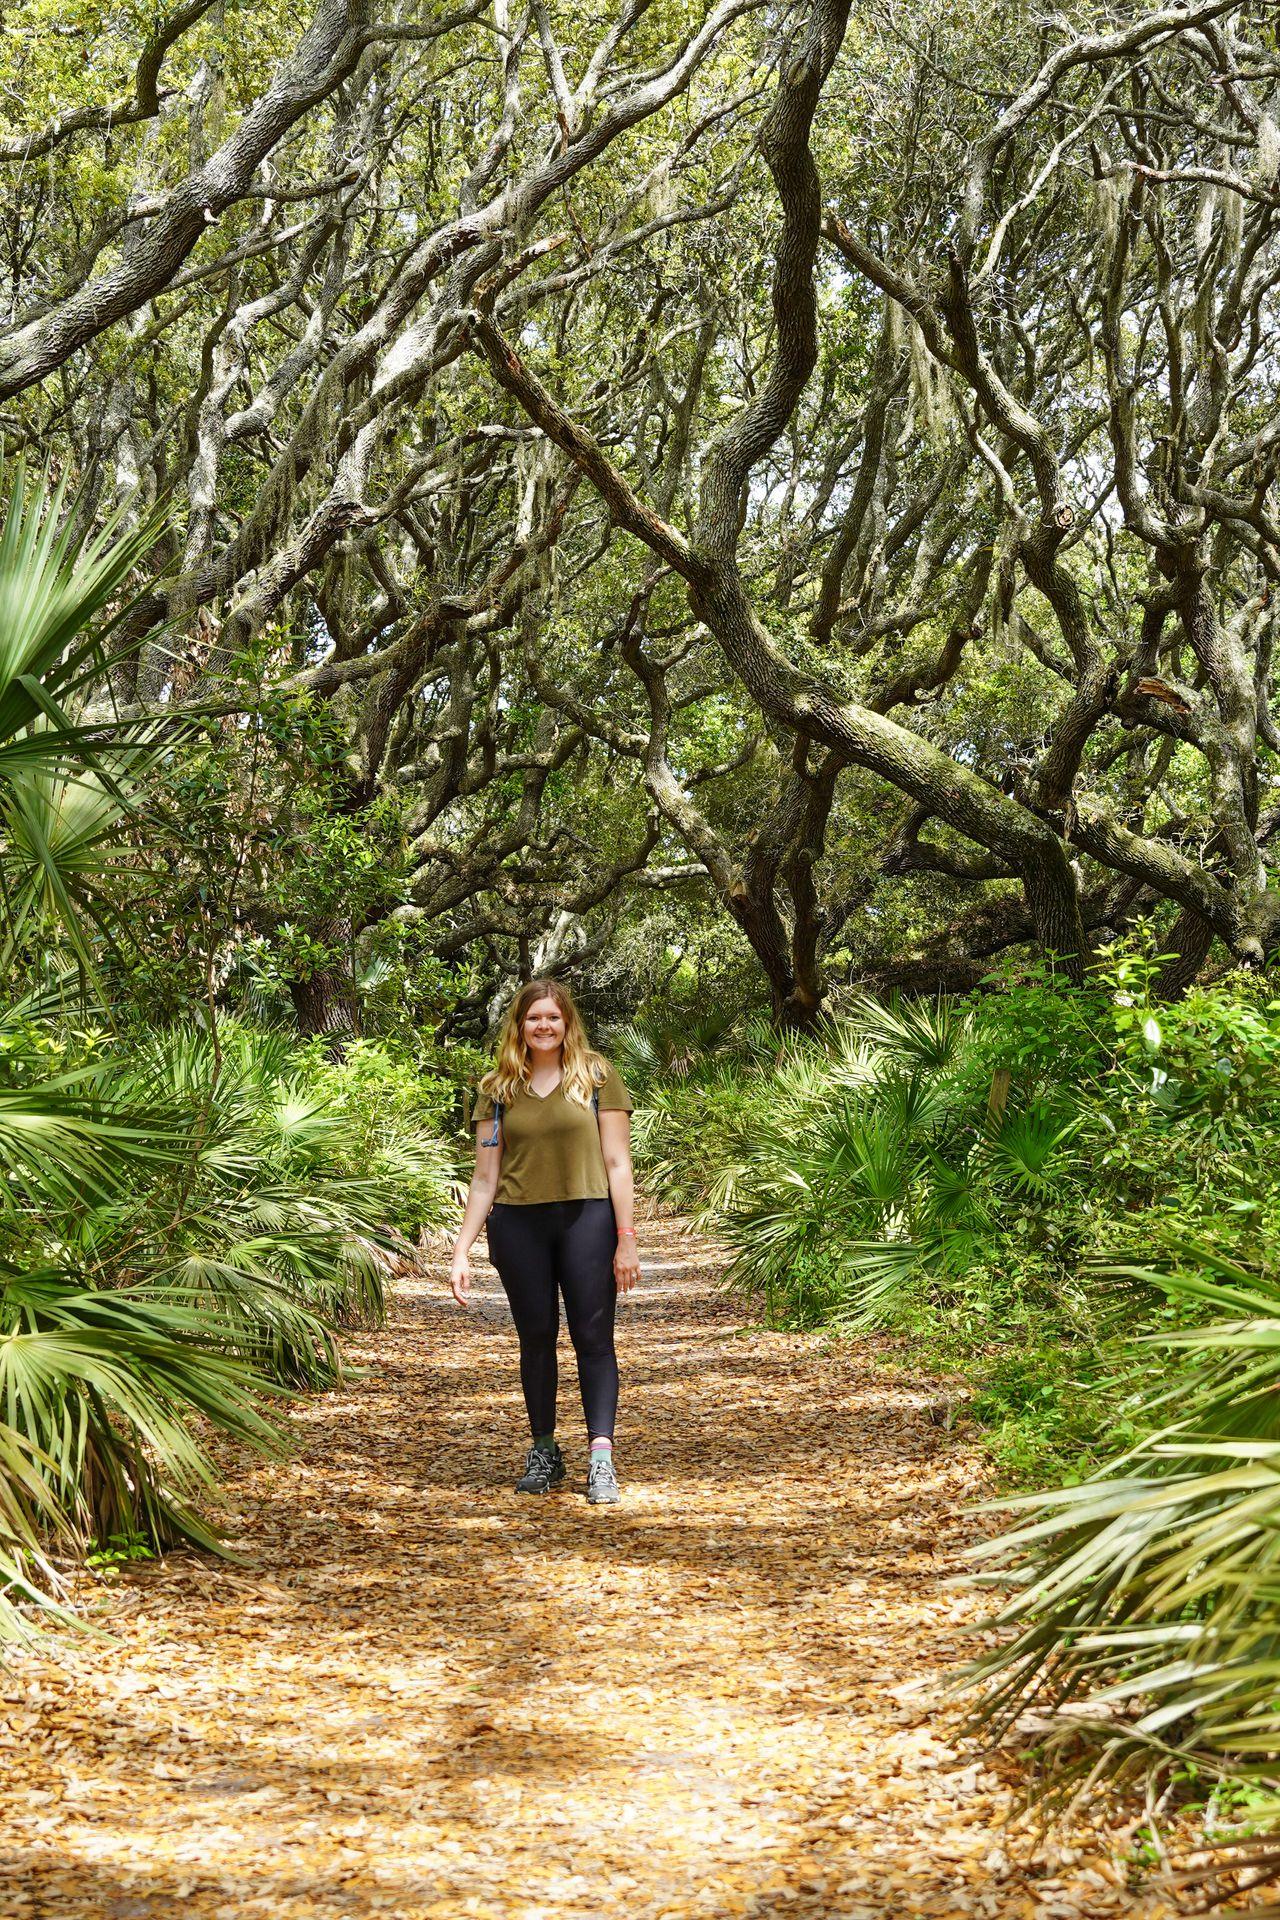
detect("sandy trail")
[0,1211,1179,1919]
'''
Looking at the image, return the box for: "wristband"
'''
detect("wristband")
[617,1228,637,1237]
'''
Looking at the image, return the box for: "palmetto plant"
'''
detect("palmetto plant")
[0,1001,450,1642]
[77,1021,450,1371]
[2,750,160,976]
[630,1057,765,1217]
[1,1267,283,1556]
[0,464,164,976]
[611,1004,746,1103]
[958,1242,1280,1886]
[0,1007,287,1639]
[714,996,1083,1330]
[0,470,452,1644]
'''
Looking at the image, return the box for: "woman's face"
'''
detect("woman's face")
[522,995,567,1059]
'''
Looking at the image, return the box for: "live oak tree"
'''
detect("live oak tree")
[1,0,775,1024]
[2,0,1278,1024]
[464,0,1280,1003]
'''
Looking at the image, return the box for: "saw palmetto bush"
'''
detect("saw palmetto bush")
[0,1011,289,1639]
[0,468,453,1644]
[703,995,1084,1331]
[0,1003,452,1644]
[956,1240,1280,1903]
[50,1019,452,1377]
[612,1004,758,1104]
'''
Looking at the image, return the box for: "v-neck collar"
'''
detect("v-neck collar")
[526,1073,563,1101]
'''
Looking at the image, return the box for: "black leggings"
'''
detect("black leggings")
[485,1199,619,1442]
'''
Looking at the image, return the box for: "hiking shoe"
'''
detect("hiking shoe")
[515,1441,565,1494]
[586,1451,620,1505]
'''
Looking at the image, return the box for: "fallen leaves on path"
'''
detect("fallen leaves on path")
[0,1211,1195,1917]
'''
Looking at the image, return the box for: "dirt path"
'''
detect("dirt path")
[0,1212,1180,1920]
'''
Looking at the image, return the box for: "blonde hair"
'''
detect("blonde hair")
[480,977,608,1110]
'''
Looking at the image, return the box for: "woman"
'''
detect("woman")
[448,977,640,1505]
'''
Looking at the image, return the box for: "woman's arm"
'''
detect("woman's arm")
[449,1123,502,1305]
[598,1108,640,1293]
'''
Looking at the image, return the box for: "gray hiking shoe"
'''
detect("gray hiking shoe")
[586,1450,620,1505]
[516,1441,565,1494]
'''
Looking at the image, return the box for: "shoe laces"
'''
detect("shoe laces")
[523,1444,557,1480]
[588,1451,617,1487]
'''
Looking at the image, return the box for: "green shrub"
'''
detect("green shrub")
[294,1035,458,1236]
[633,944,1280,1504]
[957,1240,1280,1872]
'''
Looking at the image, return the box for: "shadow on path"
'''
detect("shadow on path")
[0,1209,1175,1919]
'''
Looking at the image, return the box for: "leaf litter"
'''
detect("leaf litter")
[0,1209,1215,1917]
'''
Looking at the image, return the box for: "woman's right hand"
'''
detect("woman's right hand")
[449,1247,472,1305]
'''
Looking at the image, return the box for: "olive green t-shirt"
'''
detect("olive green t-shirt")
[475,1061,633,1205]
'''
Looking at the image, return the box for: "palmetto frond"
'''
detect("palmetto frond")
[612,1005,740,1099]
[957,1243,1280,1828]
[0,1267,282,1578]
[0,1416,78,1643]
[0,1070,180,1214]
[0,465,169,978]
[842,991,969,1076]
[0,745,163,970]
[0,466,159,757]
[981,1102,1081,1199]
[613,1021,661,1095]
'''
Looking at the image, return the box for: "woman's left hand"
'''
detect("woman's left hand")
[614,1234,641,1293]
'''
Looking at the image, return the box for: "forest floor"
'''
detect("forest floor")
[0,1208,1196,1919]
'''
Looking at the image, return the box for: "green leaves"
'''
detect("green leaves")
[705,996,1082,1332]
[956,1241,1280,1863]
[0,464,170,979]
[0,465,459,1643]
[612,1006,743,1100]
[0,1013,452,1643]
[0,465,154,742]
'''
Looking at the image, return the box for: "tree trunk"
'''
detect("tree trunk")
[289,968,359,1052]
[727,888,797,1027]
[779,980,823,1030]
[287,917,359,1054]
[1153,908,1215,1000]
[1020,848,1088,984]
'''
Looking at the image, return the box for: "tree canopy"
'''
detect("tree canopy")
[2,0,1278,1026]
